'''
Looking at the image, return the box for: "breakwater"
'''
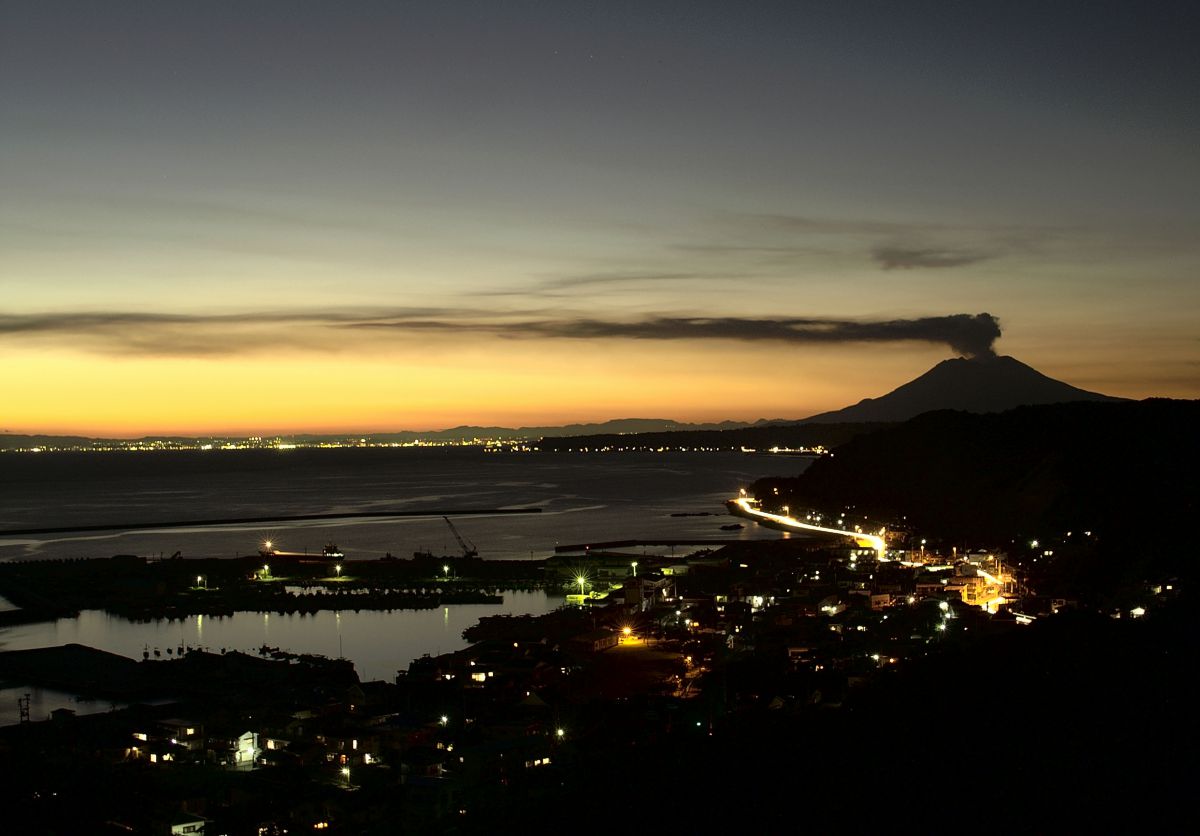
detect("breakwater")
[0,553,550,625]
[0,507,541,537]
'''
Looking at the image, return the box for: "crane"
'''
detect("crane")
[442,516,478,558]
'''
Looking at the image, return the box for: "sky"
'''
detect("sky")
[2,0,1198,436]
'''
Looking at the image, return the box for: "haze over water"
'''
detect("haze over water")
[0,448,806,562]
[0,449,814,694]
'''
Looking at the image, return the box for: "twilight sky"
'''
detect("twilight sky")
[2,1,1198,435]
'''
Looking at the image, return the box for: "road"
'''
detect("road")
[731,496,885,555]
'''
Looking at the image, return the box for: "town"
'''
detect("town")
[1,488,1180,833]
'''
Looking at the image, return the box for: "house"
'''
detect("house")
[158,718,204,753]
[567,629,618,653]
[170,812,208,835]
[215,730,260,769]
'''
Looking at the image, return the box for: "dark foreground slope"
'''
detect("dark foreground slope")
[519,601,1194,835]
[803,354,1122,423]
[757,399,1199,593]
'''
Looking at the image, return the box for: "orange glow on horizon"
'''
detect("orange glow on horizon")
[4,332,1189,437]
[3,339,915,437]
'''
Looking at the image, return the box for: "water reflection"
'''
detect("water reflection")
[0,591,560,681]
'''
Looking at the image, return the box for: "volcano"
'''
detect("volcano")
[802,355,1124,423]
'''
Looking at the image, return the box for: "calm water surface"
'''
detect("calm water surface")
[0,449,805,562]
[0,450,809,706]
[0,591,562,683]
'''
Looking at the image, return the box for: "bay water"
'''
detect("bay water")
[0,449,810,695]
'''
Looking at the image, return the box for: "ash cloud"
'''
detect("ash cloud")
[0,310,1002,359]
[511,313,1002,358]
[353,311,1004,358]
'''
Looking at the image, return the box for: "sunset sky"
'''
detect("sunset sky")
[2,1,1197,436]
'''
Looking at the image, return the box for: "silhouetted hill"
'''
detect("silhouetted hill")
[537,421,889,451]
[755,399,1199,593]
[542,354,1121,450]
[802,354,1123,423]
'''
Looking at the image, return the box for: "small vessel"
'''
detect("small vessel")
[258,540,343,560]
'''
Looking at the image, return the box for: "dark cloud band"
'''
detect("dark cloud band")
[0,310,1002,358]
[516,313,1002,357]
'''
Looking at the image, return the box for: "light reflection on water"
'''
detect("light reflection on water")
[0,452,809,704]
[0,591,562,682]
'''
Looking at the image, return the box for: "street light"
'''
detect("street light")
[341,766,350,786]
[631,561,638,578]
[575,574,587,601]
[334,564,342,577]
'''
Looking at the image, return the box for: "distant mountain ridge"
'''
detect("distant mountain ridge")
[801,354,1123,424]
[2,356,1126,450]
[543,354,1126,449]
[381,417,789,439]
[0,417,791,450]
